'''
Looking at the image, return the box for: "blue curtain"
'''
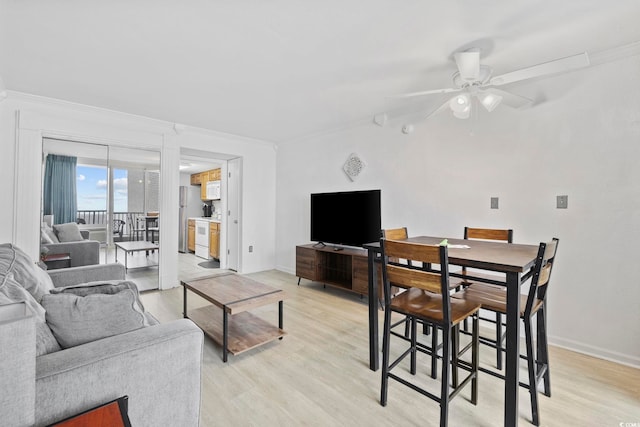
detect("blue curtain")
[43,154,77,224]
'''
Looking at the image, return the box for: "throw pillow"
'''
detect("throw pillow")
[51,280,148,324]
[52,222,84,243]
[42,224,59,244]
[0,274,61,356]
[0,243,55,303]
[41,227,55,244]
[42,289,147,349]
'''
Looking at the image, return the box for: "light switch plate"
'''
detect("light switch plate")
[491,197,499,209]
[557,195,568,209]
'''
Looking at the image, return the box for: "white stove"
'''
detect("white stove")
[195,220,210,259]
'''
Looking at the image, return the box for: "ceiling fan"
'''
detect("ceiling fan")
[384,48,590,128]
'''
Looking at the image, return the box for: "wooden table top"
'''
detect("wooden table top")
[182,273,287,314]
[365,236,539,274]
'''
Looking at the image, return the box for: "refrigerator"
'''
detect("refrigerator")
[178,186,188,253]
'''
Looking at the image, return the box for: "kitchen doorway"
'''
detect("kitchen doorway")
[179,148,241,272]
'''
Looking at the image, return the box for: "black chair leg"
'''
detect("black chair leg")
[538,306,551,397]
[525,317,540,426]
[431,326,438,379]
[439,327,451,427]
[451,324,459,388]
[410,317,417,375]
[471,314,479,405]
[496,313,503,370]
[380,303,392,406]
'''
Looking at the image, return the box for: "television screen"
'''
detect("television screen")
[310,190,381,247]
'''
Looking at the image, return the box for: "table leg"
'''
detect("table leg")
[115,246,118,263]
[222,308,228,363]
[504,271,521,427]
[124,250,128,273]
[183,286,187,318]
[368,248,379,371]
[278,300,283,329]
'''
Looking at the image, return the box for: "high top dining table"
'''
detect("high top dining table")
[364,236,539,427]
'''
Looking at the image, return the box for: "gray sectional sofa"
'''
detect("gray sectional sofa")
[0,244,203,426]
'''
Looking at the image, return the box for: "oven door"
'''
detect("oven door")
[195,221,209,247]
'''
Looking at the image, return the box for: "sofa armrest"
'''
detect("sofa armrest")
[47,263,126,288]
[35,319,203,427]
[43,240,100,267]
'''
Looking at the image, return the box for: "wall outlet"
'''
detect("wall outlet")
[248,245,253,253]
[491,197,499,209]
[557,195,568,209]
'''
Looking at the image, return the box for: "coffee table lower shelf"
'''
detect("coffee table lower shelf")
[187,305,286,356]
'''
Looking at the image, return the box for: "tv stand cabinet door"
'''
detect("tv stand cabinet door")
[351,255,369,295]
[296,246,318,281]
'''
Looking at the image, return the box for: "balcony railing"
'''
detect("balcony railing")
[76,210,146,241]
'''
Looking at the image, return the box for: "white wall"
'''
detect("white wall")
[275,56,640,367]
[1,93,277,289]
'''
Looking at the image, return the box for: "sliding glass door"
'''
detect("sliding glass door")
[41,139,160,290]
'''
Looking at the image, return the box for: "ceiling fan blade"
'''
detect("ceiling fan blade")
[390,87,461,99]
[483,88,532,109]
[489,52,590,86]
[454,50,480,81]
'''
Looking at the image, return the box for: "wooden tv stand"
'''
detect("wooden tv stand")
[296,244,377,296]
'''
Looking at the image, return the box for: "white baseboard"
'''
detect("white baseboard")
[548,334,640,369]
[276,265,295,276]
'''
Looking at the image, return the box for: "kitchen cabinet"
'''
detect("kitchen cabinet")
[191,168,222,201]
[209,222,220,259]
[187,219,195,252]
[200,180,207,201]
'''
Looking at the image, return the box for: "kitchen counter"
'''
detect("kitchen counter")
[189,217,221,223]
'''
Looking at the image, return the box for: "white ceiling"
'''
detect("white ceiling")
[2,1,640,143]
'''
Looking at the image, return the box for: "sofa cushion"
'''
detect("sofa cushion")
[52,223,84,243]
[0,243,54,303]
[50,280,148,325]
[41,227,55,244]
[0,275,61,356]
[42,289,147,349]
[41,224,59,244]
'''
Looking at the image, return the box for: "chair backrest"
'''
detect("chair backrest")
[381,239,452,322]
[113,219,124,237]
[464,227,513,243]
[382,228,409,266]
[524,238,559,315]
[382,227,408,240]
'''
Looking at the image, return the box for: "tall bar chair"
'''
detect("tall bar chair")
[380,239,481,427]
[453,238,559,426]
[456,227,513,369]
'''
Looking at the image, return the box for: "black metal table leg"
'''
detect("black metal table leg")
[278,300,284,340]
[223,307,228,363]
[368,247,379,371]
[183,285,187,318]
[504,271,521,427]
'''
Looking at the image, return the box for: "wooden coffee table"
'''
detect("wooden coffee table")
[181,273,287,362]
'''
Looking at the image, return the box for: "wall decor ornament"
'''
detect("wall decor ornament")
[343,153,366,181]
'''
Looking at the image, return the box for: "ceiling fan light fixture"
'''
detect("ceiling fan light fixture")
[479,92,503,112]
[449,94,470,113]
[453,109,471,119]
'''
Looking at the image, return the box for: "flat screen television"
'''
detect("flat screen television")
[310,189,381,248]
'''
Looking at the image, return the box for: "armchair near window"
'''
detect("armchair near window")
[41,223,100,268]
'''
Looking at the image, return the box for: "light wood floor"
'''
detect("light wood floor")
[140,269,640,426]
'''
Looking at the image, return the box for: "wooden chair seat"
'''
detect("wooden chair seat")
[391,288,480,326]
[452,283,543,318]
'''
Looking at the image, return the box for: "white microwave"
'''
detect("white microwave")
[206,180,221,200]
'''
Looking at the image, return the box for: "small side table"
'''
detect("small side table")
[42,253,71,270]
[48,396,131,427]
